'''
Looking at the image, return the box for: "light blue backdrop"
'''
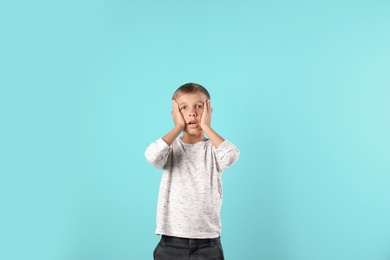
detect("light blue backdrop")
[1,0,389,259]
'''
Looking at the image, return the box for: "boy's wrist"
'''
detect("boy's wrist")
[174,124,185,132]
[202,126,225,148]
[162,125,183,146]
[201,125,212,133]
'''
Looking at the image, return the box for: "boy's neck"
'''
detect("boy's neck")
[180,133,207,144]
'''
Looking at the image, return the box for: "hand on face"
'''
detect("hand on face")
[200,99,212,130]
[171,100,185,130]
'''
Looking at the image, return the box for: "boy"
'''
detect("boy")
[145,83,240,260]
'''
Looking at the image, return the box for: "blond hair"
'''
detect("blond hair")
[172,83,211,100]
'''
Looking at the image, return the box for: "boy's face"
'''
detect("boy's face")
[175,92,207,135]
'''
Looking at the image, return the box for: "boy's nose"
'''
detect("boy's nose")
[189,112,197,117]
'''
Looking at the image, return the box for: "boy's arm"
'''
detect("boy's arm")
[145,138,171,169]
[162,100,185,146]
[200,100,225,149]
[202,99,240,169]
[215,140,240,169]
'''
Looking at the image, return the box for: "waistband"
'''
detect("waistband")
[162,235,220,246]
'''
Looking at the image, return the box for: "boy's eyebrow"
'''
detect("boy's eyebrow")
[178,100,204,105]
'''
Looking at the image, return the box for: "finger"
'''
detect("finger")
[172,100,179,112]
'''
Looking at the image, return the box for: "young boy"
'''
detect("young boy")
[145,83,240,260]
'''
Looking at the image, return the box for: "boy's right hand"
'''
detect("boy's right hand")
[171,100,185,130]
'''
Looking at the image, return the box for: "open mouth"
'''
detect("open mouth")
[187,120,198,127]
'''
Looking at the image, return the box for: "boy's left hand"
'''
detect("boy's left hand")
[200,100,213,130]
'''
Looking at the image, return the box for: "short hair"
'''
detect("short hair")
[172,83,211,100]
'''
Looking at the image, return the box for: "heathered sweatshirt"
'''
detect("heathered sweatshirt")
[145,137,239,238]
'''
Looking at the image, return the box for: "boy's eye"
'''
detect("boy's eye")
[196,105,203,109]
[180,106,186,110]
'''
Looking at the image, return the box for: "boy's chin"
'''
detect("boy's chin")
[184,128,203,135]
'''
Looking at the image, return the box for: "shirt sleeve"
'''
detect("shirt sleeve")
[145,138,172,169]
[215,140,240,170]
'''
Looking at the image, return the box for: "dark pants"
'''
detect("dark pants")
[153,235,225,260]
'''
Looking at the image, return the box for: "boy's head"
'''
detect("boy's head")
[172,83,210,101]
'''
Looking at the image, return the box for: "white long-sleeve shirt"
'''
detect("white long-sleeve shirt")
[145,137,240,238]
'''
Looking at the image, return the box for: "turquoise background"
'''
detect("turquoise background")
[1,0,390,259]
